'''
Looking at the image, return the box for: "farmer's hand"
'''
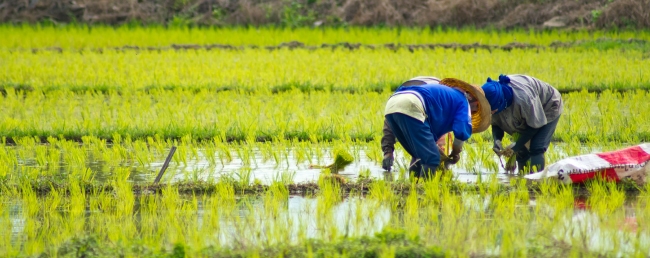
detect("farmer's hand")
[382,153,394,171]
[493,140,515,157]
[501,145,515,157]
[493,140,504,156]
[447,153,461,165]
[447,148,461,165]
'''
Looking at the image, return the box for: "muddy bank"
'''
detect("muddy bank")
[25,41,545,53]
[15,176,644,198]
[21,38,649,54]
[1,0,649,29]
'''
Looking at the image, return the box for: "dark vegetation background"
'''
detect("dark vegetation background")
[1,0,649,29]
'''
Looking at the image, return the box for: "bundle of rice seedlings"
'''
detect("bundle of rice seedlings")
[505,154,517,174]
[309,146,354,174]
[438,133,453,171]
[504,133,520,174]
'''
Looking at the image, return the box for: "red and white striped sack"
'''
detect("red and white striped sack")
[525,143,650,184]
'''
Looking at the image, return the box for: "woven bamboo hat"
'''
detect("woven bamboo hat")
[439,78,491,133]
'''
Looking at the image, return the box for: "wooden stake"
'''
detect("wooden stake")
[154,146,177,184]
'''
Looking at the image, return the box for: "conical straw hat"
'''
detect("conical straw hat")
[439,78,491,133]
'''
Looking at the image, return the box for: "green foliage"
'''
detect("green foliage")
[330,146,354,173]
[281,1,317,28]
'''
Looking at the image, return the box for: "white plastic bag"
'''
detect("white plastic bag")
[525,143,650,184]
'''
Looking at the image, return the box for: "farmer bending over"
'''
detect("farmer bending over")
[381,76,491,179]
[482,74,563,173]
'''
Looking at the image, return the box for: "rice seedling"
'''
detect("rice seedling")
[0,88,648,148]
[586,178,627,216]
[309,146,354,174]
[1,47,649,94]
[368,179,394,203]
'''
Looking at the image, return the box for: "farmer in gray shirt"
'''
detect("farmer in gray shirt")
[482,74,563,173]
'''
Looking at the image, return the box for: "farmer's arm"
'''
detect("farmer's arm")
[492,124,505,142]
[381,119,396,155]
[450,102,472,159]
[511,125,539,152]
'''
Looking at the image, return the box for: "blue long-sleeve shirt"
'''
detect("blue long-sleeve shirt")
[393,83,472,141]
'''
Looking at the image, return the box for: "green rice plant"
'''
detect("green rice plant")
[233,167,253,190]
[1,87,650,144]
[244,142,258,168]
[236,146,251,167]
[403,183,420,240]
[421,174,450,208]
[586,177,626,216]
[147,135,167,158]
[368,180,393,203]
[317,171,343,211]
[202,141,218,166]
[259,141,273,163]
[0,146,17,177]
[67,166,94,183]
[272,170,295,185]
[173,143,189,167]
[112,179,135,217]
[182,167,204,183]
[2,48,649,93]
[43,183,63,214]
[216,141,233,167]
[67,180,86,218]
[34,144,48,167]
[364,140,383,163]
[61,141,87,167]
[292,140,309,165]
[15,136,38,164]
[132,139,154,167]
[264,182,289,218]
[20,180,39,217]
[110,166,131,182]
[309,146,354,174]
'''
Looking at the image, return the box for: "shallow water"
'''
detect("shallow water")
[136,147,520,184]
[7,141,618,185]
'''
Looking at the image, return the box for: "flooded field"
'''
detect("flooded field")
[2,25,650,257]
[3,140,647,256]
[100,142,601,185]
[4,138,620,187]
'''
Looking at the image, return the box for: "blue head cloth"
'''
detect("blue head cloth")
[481,74,514,114]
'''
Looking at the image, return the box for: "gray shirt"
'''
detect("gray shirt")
[491,75,563,134]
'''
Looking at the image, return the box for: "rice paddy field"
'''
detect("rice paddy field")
[1,25,650,257]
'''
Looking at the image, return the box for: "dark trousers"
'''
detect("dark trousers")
[516,116,560,172]
[385,113,439,178]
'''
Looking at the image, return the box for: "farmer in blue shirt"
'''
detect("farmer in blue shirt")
[381,77,492,179]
